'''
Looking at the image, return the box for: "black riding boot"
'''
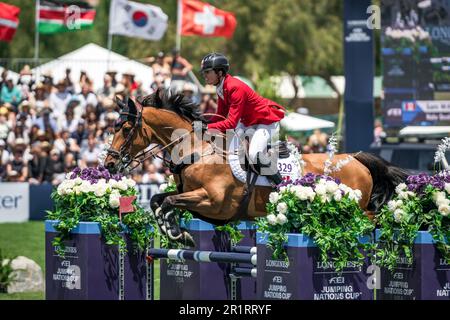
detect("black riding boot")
[256,152,283,187]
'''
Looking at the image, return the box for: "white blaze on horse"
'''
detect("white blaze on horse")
[104,89,409,246]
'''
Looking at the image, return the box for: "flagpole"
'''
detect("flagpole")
[107,0,114,71]
[34,0,39,62]
[176,0,182,51]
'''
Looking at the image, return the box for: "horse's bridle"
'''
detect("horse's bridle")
[106,104,229,174]
[106,102,195,174]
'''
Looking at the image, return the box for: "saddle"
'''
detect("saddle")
[233,140,289,221]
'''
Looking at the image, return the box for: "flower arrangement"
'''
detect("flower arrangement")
[47,166,156,257]
[376,172,450,271]
[256,173,374,271]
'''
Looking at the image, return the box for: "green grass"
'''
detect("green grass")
[0,221,45,300]
[0,221,161,300]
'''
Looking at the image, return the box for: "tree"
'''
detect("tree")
[0,0,349,88]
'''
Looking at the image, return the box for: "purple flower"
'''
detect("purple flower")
[277,172,341,191]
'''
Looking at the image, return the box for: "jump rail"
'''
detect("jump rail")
[148,248,257,265]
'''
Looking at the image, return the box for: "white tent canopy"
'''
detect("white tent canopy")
[281,112,335,131]
[32,43,154,91]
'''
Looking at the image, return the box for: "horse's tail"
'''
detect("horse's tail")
[353,152,410,212]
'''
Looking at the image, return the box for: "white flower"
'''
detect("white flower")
[276,213,288,225]
[57,184,65,196]
[94,184,107,197]
[269,192,280,204]
[64,179,75,190]
[125,178,136,188]
[74,177,83,185]
[279,186,289,193]
[117,181,128,191]
[159,183,168,192]
[388,200,403,211]
[325,180,339,194]
[73,185,83,195]
[395,183,407,194]
[65,173,73,180]
[444,183,450,194]
[353,189,362,201]
[267,214,277,225]
[109,195,120,208]
[80,181,92,193]
[333,190,342,202]
[168,175,175,185]
[433,191,446,203]
[276,202,288,215]
[398,191,415,200]
[437,198,450,207]
[65,188,73,195]
[111,189,121,198]
[315,184,327,196]
[306,188,316,201]
[393,209,405,223]
[438,205,450,217]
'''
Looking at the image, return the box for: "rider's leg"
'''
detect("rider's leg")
[248,122,283,186]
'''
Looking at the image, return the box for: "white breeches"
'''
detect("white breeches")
[230,121,280,164]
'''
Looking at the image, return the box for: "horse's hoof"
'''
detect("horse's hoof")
[182,231,196,248]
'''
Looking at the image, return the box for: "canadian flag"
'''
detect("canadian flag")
[180,0,237,39]
[0,2,20,42]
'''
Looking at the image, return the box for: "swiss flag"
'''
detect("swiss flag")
[0,2,20,42]
[180,0,237,39]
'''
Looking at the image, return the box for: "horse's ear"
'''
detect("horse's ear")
[115,96,126,110]
[154,88,163,107]
[128,96,142,115]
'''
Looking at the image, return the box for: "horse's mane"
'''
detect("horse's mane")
[139,89,205,122]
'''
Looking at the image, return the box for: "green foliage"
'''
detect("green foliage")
[0,250,17,293]
[256,178,374,272]
[47,176,157,257]
[376,184,450,272]
[215,222,244,246]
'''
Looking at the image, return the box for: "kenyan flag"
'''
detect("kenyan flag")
[38,0,96,34]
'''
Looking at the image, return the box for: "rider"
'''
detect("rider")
[199,53,285,186]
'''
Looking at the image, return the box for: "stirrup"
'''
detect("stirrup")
[267,172,283,188]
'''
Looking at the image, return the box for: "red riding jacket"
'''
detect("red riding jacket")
[207,74,285,132]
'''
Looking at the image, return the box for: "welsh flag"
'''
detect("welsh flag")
[38,0,96,34]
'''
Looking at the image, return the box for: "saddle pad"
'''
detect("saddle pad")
[228,151,301,187]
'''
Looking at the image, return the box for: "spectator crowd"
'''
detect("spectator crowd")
[0,50,218,184]
[0,49,339,185]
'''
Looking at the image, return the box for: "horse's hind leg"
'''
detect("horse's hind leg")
[160,188,214,247]
[150,190,178,236]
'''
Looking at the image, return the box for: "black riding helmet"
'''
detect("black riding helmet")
[200,53,229,74]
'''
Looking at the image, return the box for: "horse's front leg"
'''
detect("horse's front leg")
[150,190,178,236]
[160,188,214,247]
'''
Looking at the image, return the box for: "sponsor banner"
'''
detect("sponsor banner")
[1,183,162,222]
[0,183,30,223]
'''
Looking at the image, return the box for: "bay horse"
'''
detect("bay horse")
[104,89,409,246]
